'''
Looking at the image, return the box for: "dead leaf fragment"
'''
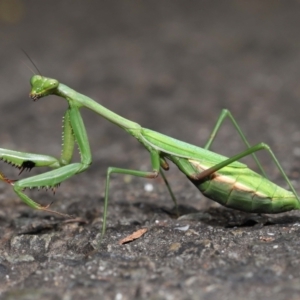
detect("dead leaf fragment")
[119,228,148,245]
[259,236,275,242]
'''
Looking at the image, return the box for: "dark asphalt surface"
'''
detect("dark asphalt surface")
[1,1,300,299]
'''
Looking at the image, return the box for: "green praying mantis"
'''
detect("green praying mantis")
[0,74,300,245]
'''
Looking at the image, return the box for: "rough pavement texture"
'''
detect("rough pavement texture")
[1,1,300,299]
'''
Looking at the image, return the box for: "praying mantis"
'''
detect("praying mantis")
[0,74,300,245]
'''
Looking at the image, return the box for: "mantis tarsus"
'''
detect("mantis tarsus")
[1,75,300,246]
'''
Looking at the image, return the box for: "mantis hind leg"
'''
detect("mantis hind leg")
[204,109,267,178]
[193,142,300,204]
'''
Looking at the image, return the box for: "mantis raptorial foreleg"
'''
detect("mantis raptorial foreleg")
[1,105,91,216]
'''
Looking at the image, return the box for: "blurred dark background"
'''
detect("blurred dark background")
[1,1,300,153]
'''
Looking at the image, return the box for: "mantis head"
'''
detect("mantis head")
[29,75,59,101]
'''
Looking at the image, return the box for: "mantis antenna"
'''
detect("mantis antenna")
[21,49,42,76]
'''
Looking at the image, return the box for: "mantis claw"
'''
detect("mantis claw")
[1,157,36,175]
[18,160,35,175]
[0,171,16,185]
[39,202,74,218]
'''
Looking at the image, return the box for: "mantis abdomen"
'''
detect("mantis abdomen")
[188,159,299,213]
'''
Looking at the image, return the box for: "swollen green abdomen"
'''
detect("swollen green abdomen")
[188,160,300,214]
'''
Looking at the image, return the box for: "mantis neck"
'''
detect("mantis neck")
[56,83,142,133]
